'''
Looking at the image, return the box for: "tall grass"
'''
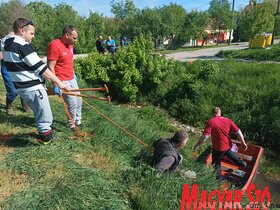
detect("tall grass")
[0,78,224,209]
[217,45,280,61]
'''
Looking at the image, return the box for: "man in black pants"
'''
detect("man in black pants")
[194,107,248,180]
[96,35,104,54]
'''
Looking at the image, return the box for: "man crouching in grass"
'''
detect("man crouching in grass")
[152,130,195,178]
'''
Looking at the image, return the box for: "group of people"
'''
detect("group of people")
[0,18,82,144]
[1,18,247,182]
[95,35,128,54]
[153,107,248,181]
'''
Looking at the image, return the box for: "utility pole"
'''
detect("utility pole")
[271,0,280,45]
[228,0,235,45]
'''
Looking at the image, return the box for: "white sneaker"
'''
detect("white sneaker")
[75,120,82,126]
[70,123,76,129]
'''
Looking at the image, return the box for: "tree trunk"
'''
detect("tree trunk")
[201,37,207,48]
[217,28,221,46]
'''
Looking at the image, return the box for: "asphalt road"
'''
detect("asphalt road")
[165,42,249,62]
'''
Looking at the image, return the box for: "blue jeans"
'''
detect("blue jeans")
[1,62,17,101]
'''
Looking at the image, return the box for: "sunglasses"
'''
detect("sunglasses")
[20,20,34,28]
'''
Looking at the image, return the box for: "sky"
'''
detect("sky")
[2,0,251,17]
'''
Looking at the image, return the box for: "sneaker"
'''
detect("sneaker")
[70,124,76,129]
[37,139,52,145]
[238,159,247,167]
[75,120,82,126]
[38,130,53,145]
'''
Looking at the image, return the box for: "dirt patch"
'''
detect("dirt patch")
[0,135,15,163]
[0,134,14,143]
[0,146,14,163]
[0,169,27,202]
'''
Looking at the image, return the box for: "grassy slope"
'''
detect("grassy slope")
[0,78,224,210]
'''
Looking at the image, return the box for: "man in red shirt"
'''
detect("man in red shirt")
[194,107,248,180]
[47,25,82,129]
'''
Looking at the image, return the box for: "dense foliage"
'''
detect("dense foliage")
[235,0,275,41]
[75,36,280,151]
[1,0,278,54]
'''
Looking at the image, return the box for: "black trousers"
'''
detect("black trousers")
[212,149,242,180]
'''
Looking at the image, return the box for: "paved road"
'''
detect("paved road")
[165,42,249,62]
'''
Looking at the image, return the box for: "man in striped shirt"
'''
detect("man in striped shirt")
[1,18,70,144]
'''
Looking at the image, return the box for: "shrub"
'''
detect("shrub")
[75,41,280,151]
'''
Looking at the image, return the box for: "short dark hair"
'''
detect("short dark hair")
[171,130,188,144]
[62,25,76,35]
[13,18,35,33]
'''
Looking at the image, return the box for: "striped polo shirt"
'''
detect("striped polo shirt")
[1,34,47,93]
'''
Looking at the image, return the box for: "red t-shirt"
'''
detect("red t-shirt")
[203,116,239,151]
[47,39,74,80]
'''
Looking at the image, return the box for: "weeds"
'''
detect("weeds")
[0,78,220,209]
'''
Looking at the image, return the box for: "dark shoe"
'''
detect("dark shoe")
[6,98,14,115]
[238,159,247,167]
[38,130,53,145]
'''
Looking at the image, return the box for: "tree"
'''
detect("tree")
[110,0,138,20]
[183,10,209,47]
[0,0,30,37]
[236,0,275,41]
[54,3,88,53]
[26,1,57,54]
[159,3,187,48]
[85,12,105,52]
[87,12,105,36]
[138,8,163,47]
[208,0,232,45]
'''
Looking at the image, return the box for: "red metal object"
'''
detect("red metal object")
[62,92,110,104]
[205,141,263,192]
[63,84,109,93]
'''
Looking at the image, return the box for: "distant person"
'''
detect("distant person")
[96,35,105,53]
[47,25,82,129]
[120,36,128,48]
[193,107,248,180]
[1,18,69,144]
[105,36,116,54]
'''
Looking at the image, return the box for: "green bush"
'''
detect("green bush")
[75,38,280,151]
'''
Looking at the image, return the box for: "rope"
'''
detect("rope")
[59,89,151,150]
[59,96,87,141]
[82,98,150,149]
